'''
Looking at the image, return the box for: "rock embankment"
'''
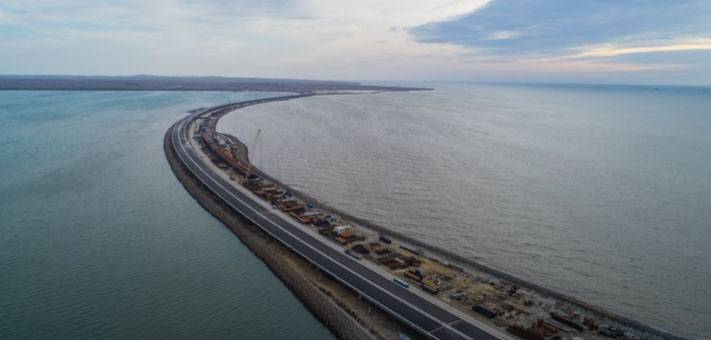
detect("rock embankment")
[164,127,414,340]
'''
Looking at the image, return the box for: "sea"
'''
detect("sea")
[217,83,711,339]
[0,91,336,339]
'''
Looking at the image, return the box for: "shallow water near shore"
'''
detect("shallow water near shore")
[0,91,336,339]
[218,83,711,339]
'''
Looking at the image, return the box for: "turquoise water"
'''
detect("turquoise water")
[219,83,711,339]
[0,91,335,339]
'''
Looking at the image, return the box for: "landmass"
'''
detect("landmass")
[0,74,430,92]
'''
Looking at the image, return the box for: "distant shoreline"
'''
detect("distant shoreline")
[0,74,431,92]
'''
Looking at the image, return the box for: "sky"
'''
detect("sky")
[1,0,711,85]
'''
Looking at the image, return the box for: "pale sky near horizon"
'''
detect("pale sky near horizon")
[1,0,711,85]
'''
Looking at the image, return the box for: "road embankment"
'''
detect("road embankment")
[200,95,683,340]
[165,92,684,340]
[163,126,412,340]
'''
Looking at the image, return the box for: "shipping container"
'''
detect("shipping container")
[404,271,422,282]
[420,282,439,295]
[472,304,497,319]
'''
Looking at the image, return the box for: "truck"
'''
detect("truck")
[393,277,410,289]
[345,249,363,260]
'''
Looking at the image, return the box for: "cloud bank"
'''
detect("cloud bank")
[411,0,711,80]
[1,0,710,84]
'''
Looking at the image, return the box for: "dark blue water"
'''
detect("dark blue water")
[219,83,711,339]
[0,91,335,339]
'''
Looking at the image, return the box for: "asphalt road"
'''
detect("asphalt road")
[169,99,506,340]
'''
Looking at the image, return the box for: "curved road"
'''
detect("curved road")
[168,95,507,340]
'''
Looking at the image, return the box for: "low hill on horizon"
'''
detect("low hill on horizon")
[0,74,426,92]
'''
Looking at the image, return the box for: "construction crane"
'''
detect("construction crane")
[246,128,262,180]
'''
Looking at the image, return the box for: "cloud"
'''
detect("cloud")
[570,39,711,59]
[485,30,522,41]
[1,0,710,84]
[0,0,488,79]
[410,0,711,57]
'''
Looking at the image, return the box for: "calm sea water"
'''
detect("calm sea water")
[218,83,711,339]
[0,91,335,339]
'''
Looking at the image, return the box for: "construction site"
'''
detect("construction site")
[186,100,682,340]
